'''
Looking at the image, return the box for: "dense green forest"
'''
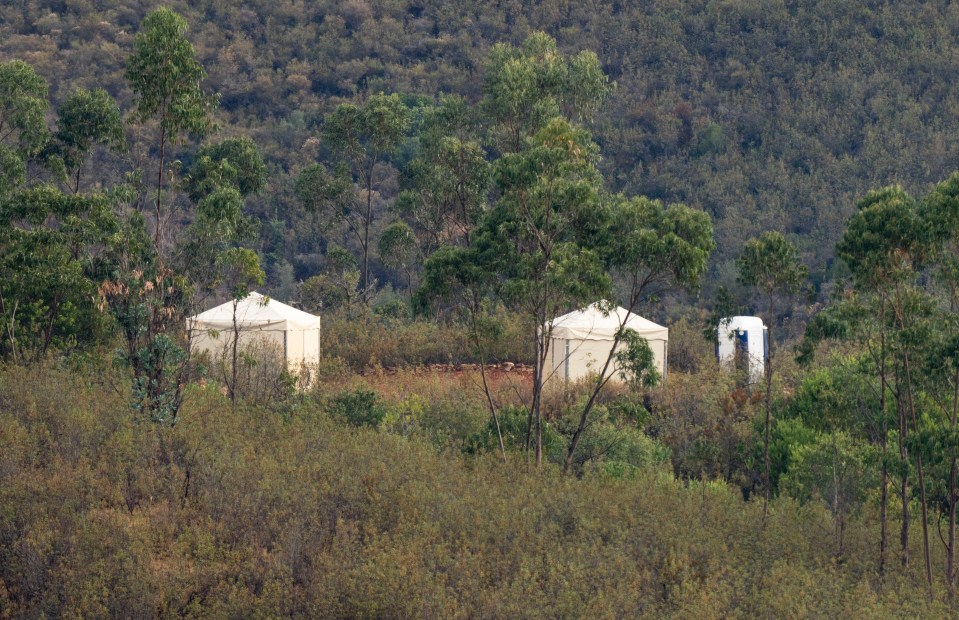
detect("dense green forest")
[6,1,959,616]
[5,0,959,295]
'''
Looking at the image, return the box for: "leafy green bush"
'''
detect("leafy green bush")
[326,388,386,428]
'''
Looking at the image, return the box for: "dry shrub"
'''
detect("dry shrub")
[321,307,531,370]
[0,361,951,617]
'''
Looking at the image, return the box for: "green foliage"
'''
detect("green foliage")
[327,388,387,428]
[615,328,662,388]
[298,93,412,297]
[125,8,216,142]
[299,244,362,314]
[99,265,191,425]
[50,88,124,175]
[378,221,418,279]
[607,194,715,304]
[397,95,490,254]
[186,137,266,202]
[218,247,265,300]
[552,393,670,476]
[0,59,49,158]
[837,185,927,287]
[0,185,118,359]
[1,358,956,616]
[737,231,808,301]
[482,32,614,151]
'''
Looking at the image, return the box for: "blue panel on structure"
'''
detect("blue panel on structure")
[735,330,749,375]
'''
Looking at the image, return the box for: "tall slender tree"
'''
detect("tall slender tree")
[562,196,714,474]
[737,231,808,518]
[126,7,216,253]
[838,185,934,589]
[296,94,410,301]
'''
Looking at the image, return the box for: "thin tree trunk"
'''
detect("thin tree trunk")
[879,297,888,575]
[155,132,166,251]
[950,372,957,597]
[948,291,959,596]
[231,299,239,406]
[531,315,551,469]
[903,340,933,592]
[362,157,377,302]
[763,293,774,520]
[564,331,622,474]
[900,401,911,568]
[479,359,507,463]
[525,331,537,459]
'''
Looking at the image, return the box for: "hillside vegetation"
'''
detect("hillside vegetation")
[4,1,959,288]
[6,2,959,615]
[0,361,947,617]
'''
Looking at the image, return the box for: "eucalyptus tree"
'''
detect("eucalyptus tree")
[185,137,266,204]
[562,196,714,474]
[48,88,124,194]
[0,186,117,361]
[736,231,808,517]
[378,221,420,300]
[482,32,614,154]
[296,93,411,301]
[484,118,611,466]
[396,95,490,255]
[919,172,959,594]
[837,185,934,587]
[799,293,896,573]
[0,60,48,197]
[126,7,217,252]
[418,33,617,467]
[218,247,266,406]
[417,243,508,461]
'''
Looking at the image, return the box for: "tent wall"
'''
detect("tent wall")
[284,327,321,367]
[545,335,667,386]
[300,327,321,366]
[191,328,286,362]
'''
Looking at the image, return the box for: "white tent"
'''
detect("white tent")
[544,302,668,385]
[186,292,321,375]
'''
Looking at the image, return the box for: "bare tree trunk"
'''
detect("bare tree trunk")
[900,395,910,569]
[564,333,621,474]
[155,132,166,252]
[879,296,889,575]
[531,320,551,469]
[479,360,507,463]
[948,361,959,596]
[762,293,774,520]
[230,299,239,406]
[361,158,377,302]
[903,342,933,592]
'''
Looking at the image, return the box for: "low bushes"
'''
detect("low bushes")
[321,307,531,370]
[0,361,952,616]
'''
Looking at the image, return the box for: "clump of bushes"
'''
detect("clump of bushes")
[321,306,531,370]
[1,361,952,617]
[326,388,387,428]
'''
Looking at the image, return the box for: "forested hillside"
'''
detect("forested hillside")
[8,2,959,615]
[4,0,959,292]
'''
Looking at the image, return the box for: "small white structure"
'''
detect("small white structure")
[544,302,668,385]
[717,316,767,384]
[186,292,321,376]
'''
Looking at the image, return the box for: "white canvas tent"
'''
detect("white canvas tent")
[544,302,668,385]
[186,292,321,376]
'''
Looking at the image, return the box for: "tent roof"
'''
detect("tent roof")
[548,301,667,341]
[187,292,320,331]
